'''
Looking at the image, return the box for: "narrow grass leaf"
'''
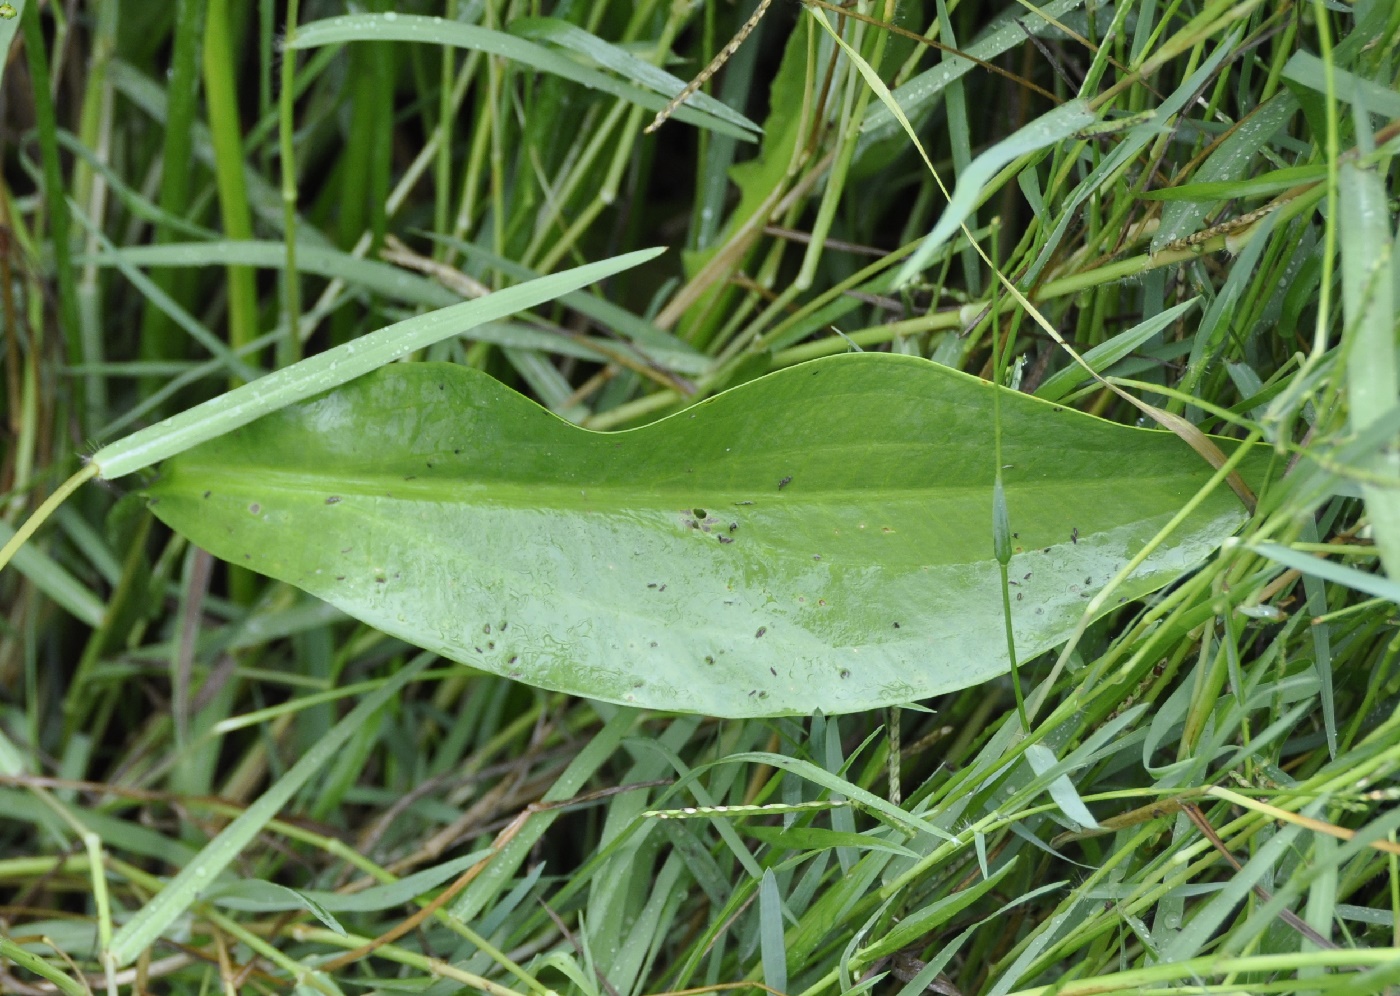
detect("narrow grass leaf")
[1152,94,1298,251]
[0,935,87,996]
[743,825,919,858]
[1282,51,1400,120]
[1339,161,1400,580]
[91,247,662,479]
[207,849,493,913]
[208,881,346,935]
[107,652,434,967]
[1024,30,1242,284]
[759,868,788,995]
[508,17,760,134]
[289,14,754,141]
[1249,542,1400,603]
[85,241,459,308]
[859,857,1017,963]
[894,100,1094,287]
[859,0,1086,144]
[0,520,106,627]
[1025,744,1101,830]
[1139,163,1328,202]
[1160,819,1306,962]
[449,709,638,924]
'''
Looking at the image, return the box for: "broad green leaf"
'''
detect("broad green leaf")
[145,354,1263,717]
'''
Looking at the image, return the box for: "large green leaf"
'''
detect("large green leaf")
[145,355,1262,717]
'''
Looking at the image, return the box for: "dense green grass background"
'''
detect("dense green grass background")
[2,0,1399,993]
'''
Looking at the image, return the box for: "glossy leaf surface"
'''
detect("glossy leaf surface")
[146,355,1261,716]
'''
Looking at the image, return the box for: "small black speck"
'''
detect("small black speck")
[687,520,698,529]
[758,691,769,699]
[335,575,345,580]
[648,582,658,588]
[1085,576,1092,585]
[659,584,667,591]
[650,641,658,648]
[484,623,492,633]
[735,500,754,506]
[1118,597,1127,603]
[426,461,434,469]
[693,508,706,518]
[749,690,758,697]
[1012,531,1019,538]
[839,668,851,679]
[474,647,482,654]
[1043,547,1052,554]
[500,621,508,630]
[1071,527,1079,544]
[892,622,901,629]
[376,576,386,584]
[770,666,777,676]
[812,554,821,560]
[438,383,445,391]
[202,490,211,499]
[404,475,416,481]
[453,449,461,455]
[488,641,495,650]
[1024,572,1032,580]
[705,655,715,665]
[248,502,261,515]
[729,522,738,532]
[325,496,341,505]
[778,476,792,490]
[756,626,766,638]
[243,553,251,560]
[509,655,519,664]
[717,534,733,544]
[1016,592,1024,600]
